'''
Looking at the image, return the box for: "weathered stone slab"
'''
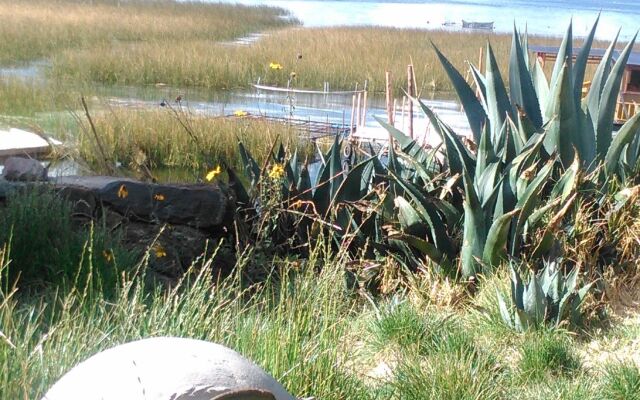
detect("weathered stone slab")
[54,176,233,230]
[0,128,60,158]
[1,156,47,181]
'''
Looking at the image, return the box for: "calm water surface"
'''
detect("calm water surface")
[203,0,639,40]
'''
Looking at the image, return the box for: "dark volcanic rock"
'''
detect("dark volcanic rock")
[54,176,233,230]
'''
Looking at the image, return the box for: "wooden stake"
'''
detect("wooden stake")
[401,96,406,131]
[350,94,356,135]
[355,92,362,129]
[361,90,368,127]
[385,71,394,125]
[407,64,415,139]
[393,98,398,127]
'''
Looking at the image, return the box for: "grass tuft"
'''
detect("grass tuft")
[393,350,503,400]
[519,331,581,382]
[601,361,640,400]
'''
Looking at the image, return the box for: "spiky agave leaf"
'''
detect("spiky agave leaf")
[414,97,476,176]
[312,134,343,215]
[461,167,486,278]
[544,63,578,166]
[573,15,600,105]
[549,21,573,95]
[332,157,375,205]
[395,196,428,236]
[586,30,619,120]
[532,60,550,106]
[482,208,520,267]
[523,272,546,325]
[595,32,638,161]
[485,43,515,142]
[475,122,497,178]
[509,159,555,255]
[432,44,487,143]
[509,25,542,128]
[604,111,640,177]
[238,141,261,186]
[388,170,455,257]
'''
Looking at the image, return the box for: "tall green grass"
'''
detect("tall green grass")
[0,188,137,292]
[72,107,314,175]
[0,232,375,399]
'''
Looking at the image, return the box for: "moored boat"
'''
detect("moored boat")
[462,20,494,30]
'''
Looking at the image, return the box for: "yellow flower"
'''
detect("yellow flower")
[268,163,285,179]
[154,193,165,201]
[290,71,297,78]
[102,250,113,263]
[234,110,248,117]
[154,245,167,258]
[117,184,128,199]
[205,165,222,182]
[269,62,283,70]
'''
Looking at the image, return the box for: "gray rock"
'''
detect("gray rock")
[1,157,47,181]
[41,337,297,400]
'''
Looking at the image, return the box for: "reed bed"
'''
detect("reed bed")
[0,0,294,65]
[52,27,514,94]
[75,107,314,174]
[51,25,609,95]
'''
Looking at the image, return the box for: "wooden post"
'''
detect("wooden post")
[361,90,368,127]
[401,96,406,131]
[407,64,415,139]
[350,94,356,135]
[355,92,362,129]
[393,98,398,126]
[386,71,394,125]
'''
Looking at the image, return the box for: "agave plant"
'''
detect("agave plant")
[379,18,640,279]
[379,87,581,279]
[234,134,387,256]
[497,260,593,331]
[435,17,640,178]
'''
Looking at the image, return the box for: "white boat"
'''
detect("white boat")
[462,20,494,30]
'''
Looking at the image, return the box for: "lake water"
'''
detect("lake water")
[203,0,639,40]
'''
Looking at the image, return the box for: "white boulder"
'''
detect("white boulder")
[41,337,297,400]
